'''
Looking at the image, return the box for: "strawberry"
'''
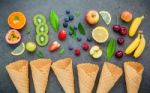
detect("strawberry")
[58,30,67,40]
[48,41,60,52]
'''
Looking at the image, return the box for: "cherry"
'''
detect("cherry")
[119,26,128,36]
[74,49,81,56]
[115,50,124,58]
[58,30,67,40]
[117,37,125,45]
[82,42,89,51]
[113,24,121,32]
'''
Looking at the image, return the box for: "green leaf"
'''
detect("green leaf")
[74,11,80,17]
[78,23,86,35]
[50,9,60,32]
[59,48,65,54]
[25,28,30,35]
[36,51,45,58]
[69,25,77,39]
[106,38,116,60]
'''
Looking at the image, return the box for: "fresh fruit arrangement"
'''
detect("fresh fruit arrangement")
[5,8,146,59]
[33,14,49,47]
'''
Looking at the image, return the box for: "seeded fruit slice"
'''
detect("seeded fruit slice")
[36,33,49,47]
[90,45,102,58]
[36,23,49,34]
[33,14,46,26]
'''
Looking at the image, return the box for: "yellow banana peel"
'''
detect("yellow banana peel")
[129,16,144,37]
[134,34,146,58]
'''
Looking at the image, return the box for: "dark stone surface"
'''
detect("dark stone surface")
[0,0,150,93]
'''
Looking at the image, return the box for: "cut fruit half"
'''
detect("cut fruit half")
[92,26,109,43]
[36,23,49,34]
[99,11,111,25]
[11,42,25,56]
[36,33,49,47]
[33,14,46,26]
[90,46,102,58]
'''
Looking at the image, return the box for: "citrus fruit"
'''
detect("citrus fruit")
[26,42,37,52]
[99,11,111,25]
[11,42,25,56]
[92,26,109,43]
[8,12,26,29]
[89,45,102,58]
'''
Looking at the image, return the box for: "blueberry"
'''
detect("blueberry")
[69,15,74,21]
[69,31,72,35]
[87,37,92,42]
[74,25,78,30]
[66,10,70,14]
[77,36,82,42]
[64,17,69,22]
[63,22,68,28]
[68,46,73,50]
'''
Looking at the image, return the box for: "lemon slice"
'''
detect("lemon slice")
[99,11,111,25]
[11,42,25,56]
[92,26,109,43]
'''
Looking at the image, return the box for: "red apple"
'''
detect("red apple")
[85,10,99,25]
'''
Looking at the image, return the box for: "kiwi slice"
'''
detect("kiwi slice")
[36,23,49,34]
[36,33,49,47]
[33,14,46,26]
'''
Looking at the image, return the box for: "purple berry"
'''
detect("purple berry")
[77,36,82,42]
[66,10,70,14]
[68,46,73,50]
[87,37,92,42]
[119,26,128,36]
[117,37,125,45]
[74,25,78,30]
[115,50,124,58]
[69,15,74,21]
[64,17,69,22]
[113,24,121,32]
[63,22,68,28]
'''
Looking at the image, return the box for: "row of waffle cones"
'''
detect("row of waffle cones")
[6,58,144,93]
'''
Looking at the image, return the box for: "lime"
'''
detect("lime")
[11,42,25,56]
[26,42,37,52]
[99,11,111,25]
[92,26,109,43]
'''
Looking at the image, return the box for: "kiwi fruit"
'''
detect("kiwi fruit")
[36,33,49,47]
[33,14,46,26]
[36,23,49,34]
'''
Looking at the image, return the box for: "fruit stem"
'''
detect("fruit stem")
[139,30,143,34]
[140,15,144,19]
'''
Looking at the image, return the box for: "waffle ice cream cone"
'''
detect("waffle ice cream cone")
[30,59,52,93]
[52,58,74,93]
[124,61,144,93]
[77,63,99,93]
[6,60,29,93]
[96,62,123,93]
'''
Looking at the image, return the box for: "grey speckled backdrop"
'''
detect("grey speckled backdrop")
[0,0,150,93]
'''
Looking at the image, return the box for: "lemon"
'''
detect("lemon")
[11,42,25,56]
[92,26,109,43]
[99,11,111,25]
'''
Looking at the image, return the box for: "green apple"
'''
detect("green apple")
[26,42,36,52]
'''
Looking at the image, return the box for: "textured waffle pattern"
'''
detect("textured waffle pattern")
[30,59,52,93]
[6,60,29,93]
[124,62,144,93]
[96,62,123,93]
[52,58,74,93]
[77,63,99,93]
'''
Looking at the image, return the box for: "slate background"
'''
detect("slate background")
[0,0,150,93]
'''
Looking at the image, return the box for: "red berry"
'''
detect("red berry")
[58,30,67,40]
[119,26,128,36]
[117,37,125,45]
[113,24,121,32]
[74,49,80,56]
[82,42,89,51]
[115,50,124,58]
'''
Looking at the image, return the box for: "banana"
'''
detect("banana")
[125,33,141,54]
[129,15,144,37]
[133,34,146,58]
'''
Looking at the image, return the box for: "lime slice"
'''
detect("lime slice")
[99,11,111,25]
[11,42,25,56]
[92,26,109,43]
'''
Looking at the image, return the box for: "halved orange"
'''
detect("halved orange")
[8,12,26,29]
